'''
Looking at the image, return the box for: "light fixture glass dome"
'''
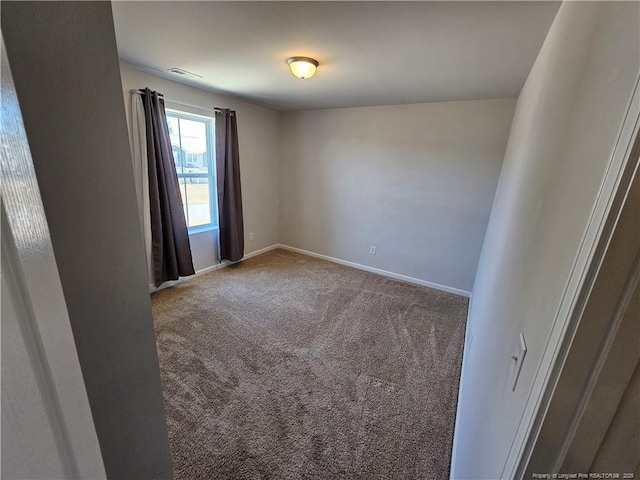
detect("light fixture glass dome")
[286,57,319,79]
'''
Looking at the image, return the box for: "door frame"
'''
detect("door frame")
[501,74,640,479]
[1,35,106,479]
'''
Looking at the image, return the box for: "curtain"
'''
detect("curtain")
[129,92,154,285]
[141,88,195,286]
[215,109,244,262]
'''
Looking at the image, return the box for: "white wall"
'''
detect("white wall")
[2,3,174,477]
[119,64,281,272]
[1,35,105,479]
[452,2,639,478]
[526,173,639,474]
[279,99,516,293]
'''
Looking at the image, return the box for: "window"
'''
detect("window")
[165,110,217,232]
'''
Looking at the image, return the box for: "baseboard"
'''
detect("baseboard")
[276,244,471,298]
[149,243,472,298]
[149,244,280,293]
[197,243,280,275]
[241,244,281,261]
[450,292,474,480]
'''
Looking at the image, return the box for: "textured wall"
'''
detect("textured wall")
[527,173,640,475]
[452,2,640,478]
[279,98,515,293]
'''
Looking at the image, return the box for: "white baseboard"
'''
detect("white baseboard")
[276,244,471,298]
[241,243,281,261]
[450,292,474,480]
[149,243,472,298]
[149,244,280,293]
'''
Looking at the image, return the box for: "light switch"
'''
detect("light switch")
[511,332,527,391]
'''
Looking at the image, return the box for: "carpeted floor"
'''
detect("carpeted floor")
[151,248,468,479]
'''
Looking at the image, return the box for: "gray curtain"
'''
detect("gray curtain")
[216,109,244,262]
[141,88,195,286]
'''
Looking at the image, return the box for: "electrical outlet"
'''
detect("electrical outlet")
[370,245,377,255]
[249,232,254,241]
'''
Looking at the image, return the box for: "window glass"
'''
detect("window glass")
[177,176,189,225]
[166,110,216,231]
[185,179,211,226]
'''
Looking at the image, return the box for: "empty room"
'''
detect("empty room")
[1,1,639,479]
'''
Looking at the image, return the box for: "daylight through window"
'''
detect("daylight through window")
[166,110,217,231]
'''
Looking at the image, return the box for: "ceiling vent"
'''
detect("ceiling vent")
[166,67,202,79]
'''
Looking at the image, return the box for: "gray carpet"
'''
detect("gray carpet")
[151,249,468,479]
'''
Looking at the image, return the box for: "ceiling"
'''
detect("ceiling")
[112,1,560,111]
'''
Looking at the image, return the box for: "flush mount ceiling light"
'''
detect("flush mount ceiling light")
[286,56,319,79]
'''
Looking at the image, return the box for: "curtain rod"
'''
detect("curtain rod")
[129,89,231,114]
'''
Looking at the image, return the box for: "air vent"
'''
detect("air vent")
[166,67,203,79]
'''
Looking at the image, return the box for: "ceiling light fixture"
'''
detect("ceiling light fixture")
[286,56,319,80]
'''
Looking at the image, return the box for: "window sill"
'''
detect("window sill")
[188,225,219,235]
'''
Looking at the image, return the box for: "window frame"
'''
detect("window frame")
[165,108,218,234]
